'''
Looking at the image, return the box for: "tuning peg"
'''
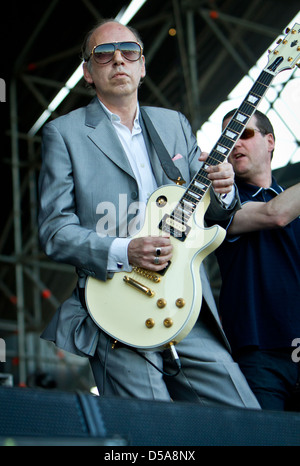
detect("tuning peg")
[285,27,290,33]
[276,38,282,44]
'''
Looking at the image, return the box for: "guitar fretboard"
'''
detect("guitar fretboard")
[160,66,278,241]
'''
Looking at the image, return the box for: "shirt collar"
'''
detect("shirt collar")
[98,99,141,129]
[236,176,284,198]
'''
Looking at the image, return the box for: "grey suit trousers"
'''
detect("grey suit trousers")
[89,304,260,409]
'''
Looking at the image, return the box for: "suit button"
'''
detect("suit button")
[131,191,138,200]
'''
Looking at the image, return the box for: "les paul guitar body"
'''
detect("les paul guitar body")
[85,185,225,350]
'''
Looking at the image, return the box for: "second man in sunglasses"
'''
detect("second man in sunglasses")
[206,108,300,411]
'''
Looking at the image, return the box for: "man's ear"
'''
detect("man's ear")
[141,55,146,79]
[83,62,94,85]
[266,133,275,154]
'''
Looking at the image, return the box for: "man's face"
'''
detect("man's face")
[83,22,146,104]
[222,115,274,183]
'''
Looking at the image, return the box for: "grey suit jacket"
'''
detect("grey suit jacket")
[39,97,238,356]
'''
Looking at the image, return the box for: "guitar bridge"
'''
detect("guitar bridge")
[123,276,155,297]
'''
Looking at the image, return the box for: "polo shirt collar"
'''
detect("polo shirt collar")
[236,177,284,198]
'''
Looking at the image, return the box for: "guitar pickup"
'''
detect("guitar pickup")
[159,214,190,242]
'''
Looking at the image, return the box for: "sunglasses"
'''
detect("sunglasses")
[240,128,264,140]
[86,41,143,64]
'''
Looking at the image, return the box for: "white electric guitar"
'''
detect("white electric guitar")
[85,24,300,350]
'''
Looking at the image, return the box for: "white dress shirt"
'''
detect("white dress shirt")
[99,102,157,272]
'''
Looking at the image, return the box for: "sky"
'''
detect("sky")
[196,12,300,171]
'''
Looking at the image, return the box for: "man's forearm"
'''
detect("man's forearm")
[229,182,300,234]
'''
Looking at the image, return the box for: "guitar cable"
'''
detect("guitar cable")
[120,341,182,377]
[101,339,182,396]
[102,341,182,395]
[131,348,182,377]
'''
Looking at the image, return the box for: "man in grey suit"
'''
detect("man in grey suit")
[38,19,259,408]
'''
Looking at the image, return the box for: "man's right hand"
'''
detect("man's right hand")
[128,236,173,271]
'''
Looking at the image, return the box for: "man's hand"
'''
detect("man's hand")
[199,151,235,195]
[128,236,173,271]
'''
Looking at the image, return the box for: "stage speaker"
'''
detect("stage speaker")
[0,386,126,446]
[93,395,300,446]
[1,386,300,446]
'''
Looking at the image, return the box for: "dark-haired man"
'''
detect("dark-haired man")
[205,109,300,410]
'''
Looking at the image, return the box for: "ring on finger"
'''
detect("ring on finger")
[155,247,161,256]
[154,256,160,265]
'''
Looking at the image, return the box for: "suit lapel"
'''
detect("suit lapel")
[84,98,171,187]
[139,109,165,186]
[85,97,135,179]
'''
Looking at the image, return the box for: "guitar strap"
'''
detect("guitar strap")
[140,107,186,185]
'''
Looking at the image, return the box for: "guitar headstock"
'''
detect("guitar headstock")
[266,23,300,74]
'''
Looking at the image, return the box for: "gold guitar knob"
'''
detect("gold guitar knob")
[157,298,167,308]
[156,195,167,207]
[164,318,173,328]
[145,318,155,329]
[176,298,185,308]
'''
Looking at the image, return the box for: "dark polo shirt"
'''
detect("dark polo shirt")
[215,177,300,353]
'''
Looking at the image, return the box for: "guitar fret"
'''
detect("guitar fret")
[182,199,196,210]
[172,214,185,224]
[186,190,201,200]
[192,184,203,194]
[250,74,273,98]
[246,94,259,105]
[250,84,266,97]
[210,146,229,162]
[188,186,202,197]
[175,206,190,218]
[235,112,248,124]
[183,201,198,213]
[216,144,228,154]
[224,128,239,141]
[194,179,207,191]
[178,198,194,211]
[173,211,190,223]
[195,172,210,188]
[219,136,235,150]
[239,101,256,116]
[257,70,274,86]
[227,120,244,134]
